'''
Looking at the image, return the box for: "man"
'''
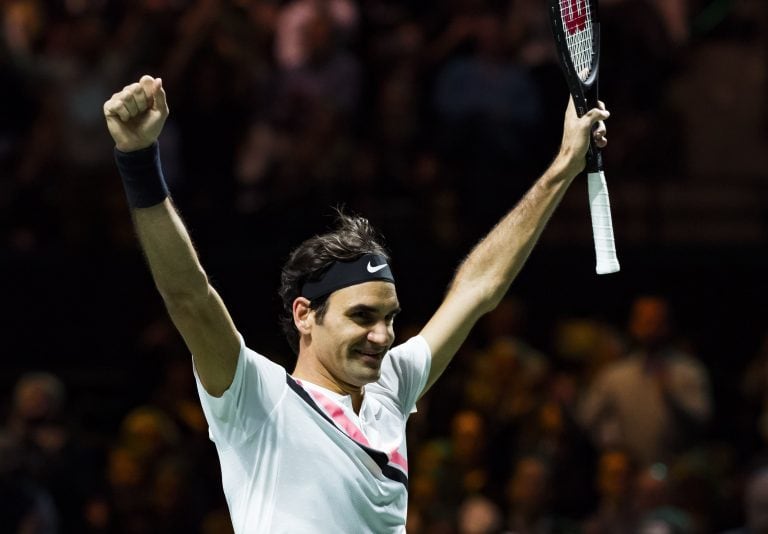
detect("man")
[579,296,711,466]
[103,75,608,533]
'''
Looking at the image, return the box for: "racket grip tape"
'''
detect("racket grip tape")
[587,171,620,274]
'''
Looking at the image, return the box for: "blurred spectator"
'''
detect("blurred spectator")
[638,506,693,534]
[0,475,58,533]
[671,448,730,532]
[722,467,768,534]
[503,454,577,533]
[579,296,712,466]
[495,373,597,519]
[457,494,503,534]
[97,445,151,532]
[648,0,689,46]
[275,0,358,70]
[598,0,687,174]
[0,0,41,150]
[462,300,597,517]
[411,409,491,529]
[583,449,636,534]
[118,405,180,463]
[464,336,547,424]
[274,7,361,124]
[5,372,97,532]
[84,404,207,533]
[464,300,550,427]
[479,296,529,346]
[432,13,540,131]
[431,10,543,229]
[0,433,58,533]
[553,318,626,384]
[8,372,66,435]
[633,463,674,520]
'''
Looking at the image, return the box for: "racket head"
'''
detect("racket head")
[548,0,601,115]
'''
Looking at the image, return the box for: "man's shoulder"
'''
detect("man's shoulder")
[232,344,292,394]
[242,345,289,372]
[663,348,703,366]
[599,354,645,375]
[386,335,431,362]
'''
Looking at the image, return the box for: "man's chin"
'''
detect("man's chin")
[353,362,382,384]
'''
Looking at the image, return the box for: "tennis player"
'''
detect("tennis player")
[103,75,608,533]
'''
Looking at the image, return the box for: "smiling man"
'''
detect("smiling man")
[103,75,608,533]
[290,251,401,399]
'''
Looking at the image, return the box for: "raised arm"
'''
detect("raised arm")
[419,99,610,393]
[104,75,239,397]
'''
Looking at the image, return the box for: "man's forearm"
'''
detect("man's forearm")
[418,156,580,390]
[449,157,578,311]
[132,199,209,303]
[418,100,608,389]
[447,99,608,311]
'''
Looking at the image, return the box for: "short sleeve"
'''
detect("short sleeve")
[369,335,432,417]
[193,333,287,448]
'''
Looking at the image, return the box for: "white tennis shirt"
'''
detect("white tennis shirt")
[194,334,431,533]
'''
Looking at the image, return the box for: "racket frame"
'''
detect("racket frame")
[548,0,602,172]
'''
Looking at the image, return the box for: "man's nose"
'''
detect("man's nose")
[368,321,392,346]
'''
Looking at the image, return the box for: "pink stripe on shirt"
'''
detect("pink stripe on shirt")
[298,381,408,473]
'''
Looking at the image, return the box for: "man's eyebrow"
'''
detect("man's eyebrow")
[346,304,402,315]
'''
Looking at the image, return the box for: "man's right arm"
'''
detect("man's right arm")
[104,75,239,397]
[133,199,239,397]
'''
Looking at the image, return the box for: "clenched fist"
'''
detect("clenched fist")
[104,75,168,152]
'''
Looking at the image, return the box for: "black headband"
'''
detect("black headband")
[301,254,395,301]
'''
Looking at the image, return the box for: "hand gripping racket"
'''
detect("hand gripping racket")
[549,0,619,274]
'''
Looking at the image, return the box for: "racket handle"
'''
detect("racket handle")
[587,171,620,274]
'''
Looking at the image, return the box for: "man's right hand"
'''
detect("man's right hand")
[103,75,169,152]
[557,97,610,177]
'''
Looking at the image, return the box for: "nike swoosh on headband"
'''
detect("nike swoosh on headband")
[367,262,388,273]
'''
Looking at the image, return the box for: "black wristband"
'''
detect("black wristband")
[114,142,170,208]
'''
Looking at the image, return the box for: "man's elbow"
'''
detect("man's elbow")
[451,276,507,316]
[158,271,211,311]
[476,273,512,312]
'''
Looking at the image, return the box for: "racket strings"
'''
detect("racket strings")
[559,0,594,80]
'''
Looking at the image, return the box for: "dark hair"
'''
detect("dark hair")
[279,210,390,354]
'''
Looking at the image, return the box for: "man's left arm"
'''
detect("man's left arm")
[419,99,610,394]
[662,356,712,424]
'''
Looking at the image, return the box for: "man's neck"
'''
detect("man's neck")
[292,364,365,413]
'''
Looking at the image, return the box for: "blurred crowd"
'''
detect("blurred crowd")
[2,0,768,532]
[0,0,710,254]
[7,292,768,533]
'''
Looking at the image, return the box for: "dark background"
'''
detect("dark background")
[1,0,767,532]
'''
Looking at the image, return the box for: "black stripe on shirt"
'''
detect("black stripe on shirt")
[285,374,408,488]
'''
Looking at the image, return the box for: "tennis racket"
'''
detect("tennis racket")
[548,0,619,274]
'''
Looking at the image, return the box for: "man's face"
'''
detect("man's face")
[628,297,670,346]
[309,281,400,390]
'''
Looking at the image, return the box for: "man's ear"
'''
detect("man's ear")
[293,297,313,335]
